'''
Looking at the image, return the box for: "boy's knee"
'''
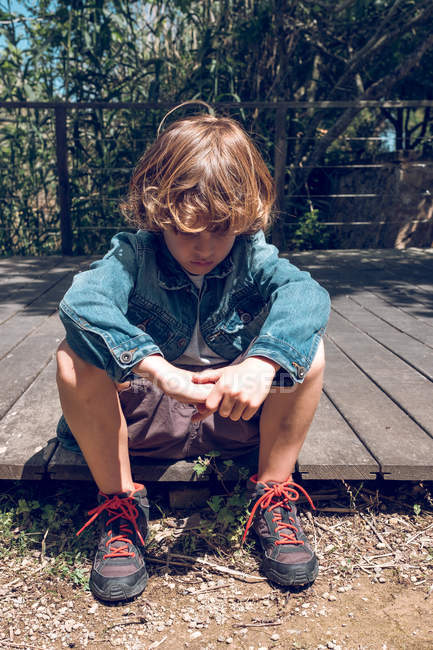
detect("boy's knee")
[305,338,325,382]
[56,339,100,387]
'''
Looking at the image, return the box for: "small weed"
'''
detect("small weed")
[188,452,252,551]
[290,207,330,251]
[0,482,95,590]
[341,480,365,510]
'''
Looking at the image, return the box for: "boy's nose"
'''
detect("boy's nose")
[195,233,214,256]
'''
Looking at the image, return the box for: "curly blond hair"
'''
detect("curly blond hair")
[120,112,275,234]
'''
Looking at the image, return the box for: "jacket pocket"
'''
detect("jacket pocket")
[127,298,177,348]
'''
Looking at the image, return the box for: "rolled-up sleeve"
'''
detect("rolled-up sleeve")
[59,232,162,382]
[245,232,330,383]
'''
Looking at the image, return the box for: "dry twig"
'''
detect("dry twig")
[145,553,266,582]
[359,512,393,550]
[232,619,282,628]
[404,522,433,545]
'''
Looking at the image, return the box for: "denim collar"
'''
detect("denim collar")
[155,233,234,291]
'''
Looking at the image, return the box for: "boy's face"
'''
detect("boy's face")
[163,228,236,275]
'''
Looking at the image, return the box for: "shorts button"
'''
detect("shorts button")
[120,351,133,363]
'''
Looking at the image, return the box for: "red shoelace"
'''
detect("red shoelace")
[76,494,145,559]
[242,477,316,545]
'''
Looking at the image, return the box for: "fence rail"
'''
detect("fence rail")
[1,100,433,255]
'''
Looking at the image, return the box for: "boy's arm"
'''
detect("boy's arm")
[59,232,162,382]
[133,354,215,404]
[245,231,330,384]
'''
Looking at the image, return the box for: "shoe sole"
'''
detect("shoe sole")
[90,570,149,602]
[263,560,319,587]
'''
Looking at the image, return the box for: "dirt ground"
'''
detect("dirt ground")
[1,481,432,650]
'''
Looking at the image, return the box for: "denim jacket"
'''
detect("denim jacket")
[59,230,330,384]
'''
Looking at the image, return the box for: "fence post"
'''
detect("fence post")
[273,104,288,247]
[55,104,72,255]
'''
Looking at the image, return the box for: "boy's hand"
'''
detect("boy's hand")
[133,354,214,404]
[190,356,279,422]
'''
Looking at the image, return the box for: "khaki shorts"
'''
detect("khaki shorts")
[57,348,293,460]
[120,348,262,459]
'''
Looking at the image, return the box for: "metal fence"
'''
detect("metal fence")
[1,100,432,255]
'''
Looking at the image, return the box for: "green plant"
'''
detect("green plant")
[0,483,95,589]
[290,207,330,251]
[190,451,252,550]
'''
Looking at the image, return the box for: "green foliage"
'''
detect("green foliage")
[0,483,95,588]
[290,208,330,251]
[190,452,252,549]
[1,1,433,253]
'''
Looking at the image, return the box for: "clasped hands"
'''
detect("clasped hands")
[133,354,279,423]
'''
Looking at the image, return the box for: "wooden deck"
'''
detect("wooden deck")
[1,249,432,483]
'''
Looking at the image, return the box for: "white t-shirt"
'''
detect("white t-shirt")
[174,272,228,366]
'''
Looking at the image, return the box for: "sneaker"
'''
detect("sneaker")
[77,483,149,601]
[243,475,318,586]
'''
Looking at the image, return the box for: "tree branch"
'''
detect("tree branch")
[292,30,433,191]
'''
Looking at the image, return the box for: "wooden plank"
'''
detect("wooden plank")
[49,441,259,483]
[298,392,379,480]
[323,337,433,480]
[346,290,433,349]
[0,359,59,479]
[0,256,61,292]
[331,295,433,380]
[0,271,78,361]
[0,259,83,325]
[0,312,64,419]
[327,311,433,437]
[48,447,207,483]
[293,249,433,314]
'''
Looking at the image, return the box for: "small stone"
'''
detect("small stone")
[321,592,330,599]
[328,595,337,602]
[226,638,233,644]
[376,542,386,549]
[271,633,280,641]
[87,604,98,614]
[64,620,75,633]
[190,631,202,640]
[378,576,386,583]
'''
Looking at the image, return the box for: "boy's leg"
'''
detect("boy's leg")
[258,338,325,482]
[56,339,134,494]
[244,339,325,587]
[56,340,148,601]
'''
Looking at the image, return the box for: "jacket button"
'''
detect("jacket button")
[240,312,252,324]
[297,366,306,379]
[120,351,133,364]
[178,338,187,347]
